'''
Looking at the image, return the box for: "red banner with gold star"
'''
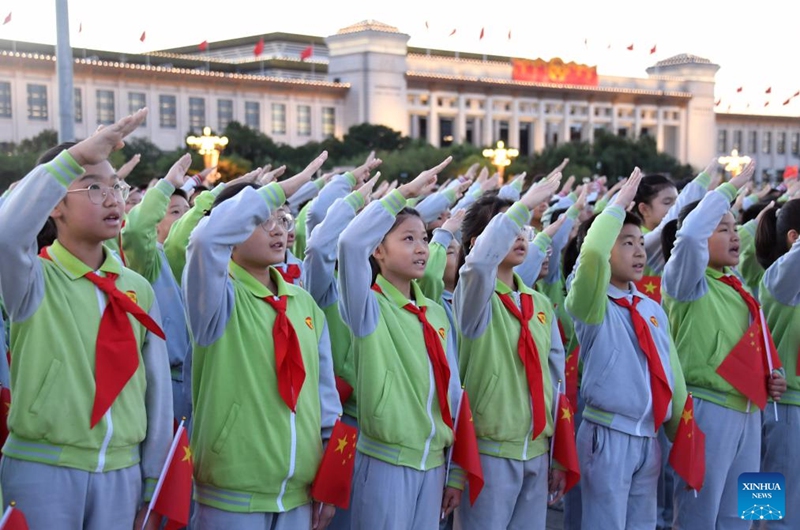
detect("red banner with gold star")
[511,58,599,86]
[311,419,358,509]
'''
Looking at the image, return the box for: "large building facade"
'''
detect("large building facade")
[1,20,799,179]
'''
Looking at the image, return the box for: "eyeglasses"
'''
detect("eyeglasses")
[260,212,295,233]
[519,225,536,242]
[66,182,130,205]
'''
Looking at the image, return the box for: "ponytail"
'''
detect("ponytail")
[755,199,800,269]
[661,200,701,262]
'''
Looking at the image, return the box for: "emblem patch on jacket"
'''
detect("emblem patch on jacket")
[438,328,446,339]
[125,290,137,304]
[537,312,546,324]
[650,316,658,327]
[305,317,314,330]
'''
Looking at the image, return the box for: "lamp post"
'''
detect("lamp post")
[718,149,751,178]
[187,127,229,170]
[482,140,519,183]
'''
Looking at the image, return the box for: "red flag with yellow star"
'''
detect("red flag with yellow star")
[565,346,579,413]
[0,385,10,448]
[668,394,705,491]
[311,419,358,509]
[148,422,192,529]
[715,320,771,409]
[635,275,662,303]
[0,504,30,530]
[452,390,484,505]
[552,393,580,493]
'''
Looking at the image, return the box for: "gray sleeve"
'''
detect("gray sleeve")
[662,187,733,302]
[0,155,83,322]
[306,174,352,238]
[645,179,709,273]
[286,180,320,215]
[414,192,451,224]
[544,215,576,285]
[317,320,342,442]
[140,299,173,484]
[548,317,566,399]
[183,185,285,346]
[446,329,462,420]
[762,240,800,306]
[337,199,397,337]
[455,203,531,339]
[303,195,359,307]
[498,182,521,201]
[452,191,478,215]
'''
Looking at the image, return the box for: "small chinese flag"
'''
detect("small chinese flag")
[78,22,82,33]
[140,31,146,43]
[552,394,580,494]
[715,99,721,106]
[794,90,800,98]
[783,166,798,180]
[148,422,192,530]
[479,27,485,40]
[715,320,771,409]
[635,275,662,304]
[650,44,657,54]
[2,12,10,25]
[0,504,29,530]
[0,385,10,448]
[765,101,770,107]
[198,40,208,52]
[668,394,705,491]
[766,87,772,94]
[736,86,743,93]
[565,346,580,412]
[451,390,484,505]
[449,28,457,37]
[253,37,264,57]
[300,45,313,61]
[311,419,358,509]
[626,44,634,51]
[784,98,792,106]
[335,375,353,405]
[507,29,512,40]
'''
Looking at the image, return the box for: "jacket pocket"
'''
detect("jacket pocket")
[29,359,62,415]
[373,371,394,419]
[212,403,240,454]
[475,373,499,416]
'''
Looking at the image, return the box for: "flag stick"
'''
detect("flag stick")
[0,504,13,527]
[442,387,465,520]
[758,309,779,422]
[142,419,186,529]
[549,379,562,469]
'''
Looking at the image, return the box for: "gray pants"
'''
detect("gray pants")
[578,422,661,529]
[754,403,799,530]
[0,457,140,530]
[458,453,548,530]
[657,428,675,530]
[351,453,444,530]
[672,399,761,530]
[190,503,311,530]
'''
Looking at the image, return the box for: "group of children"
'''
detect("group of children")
[0,108,798,530]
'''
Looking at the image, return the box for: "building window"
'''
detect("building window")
[792,133,800,155]
[732,130,742,151]
[748,131,758,153]
[218,99,233,131]
[189,97,205,131]
[159,95,177,128]
[0,82,11,118]
[271,103,285,134]
[762,131,772,154]
[297,105,311,136]
[128,92,146,126]
[717,130,727,153]
[322,107,335,137]
[74,88,82,123]
[440,118,454,146]
[245,101,260,130]
[27,84,48,121]
[96,89,115,125]
[777,132,786,154]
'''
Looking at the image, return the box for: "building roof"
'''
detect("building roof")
[653,53,714,68]
[335,20,402,35]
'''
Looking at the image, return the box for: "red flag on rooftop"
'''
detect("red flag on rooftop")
[736,86,743,93]
[650,44,657,54]
[626,44,634,51]
[715,99,721,106]
[765,101,770,107]
[311,419,358,509]
[552,393,581,494]
[449,28,457,36]
[78,22,82,33]
[794,90,800,97]
[479,27,485,40]
[198,40,208,52]
[147,422,192,530]
[425,20,429,30]
[254,38,264,57]
[139,31,146,43]
[0,504,30,530]
[766,87,772,94]
[668,394,706,491]
[2,12,11,25]
[451,390,484,505]
[507,30,512,40]
[300,45,313,61]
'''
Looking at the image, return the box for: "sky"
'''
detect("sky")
[2,0,799,116]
